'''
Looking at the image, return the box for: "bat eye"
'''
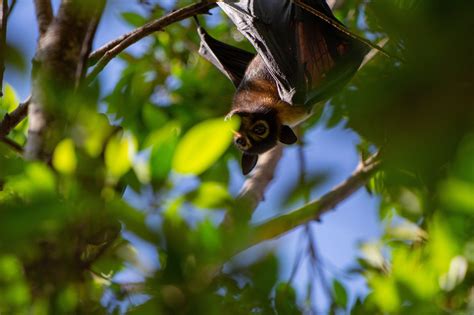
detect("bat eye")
[235,136,251,150]
[253,124,267,135]
[250,121,270,139]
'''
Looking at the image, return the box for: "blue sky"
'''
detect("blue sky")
[5,0,381,312]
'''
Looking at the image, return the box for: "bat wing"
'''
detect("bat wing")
[294,1,370,106]
[197,25,255,88]
[217,0,369,105]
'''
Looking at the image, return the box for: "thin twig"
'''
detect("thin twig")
[293,0,404,62]
[0,136,23,153]
[86,0,218,83]
[33,0,53,36]
[0,95,30,138]
[76,0,106,85]
[7,0,16,18]
[0,0,8,97]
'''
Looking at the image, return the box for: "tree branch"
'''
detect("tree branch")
[76,1,105,85]
[1,136,23,153]
[25,0,106,160]
[246,153,380,249]
[223,144,284,225]
[0,96,30,139]
[33,0,53,37]
[0,0,8,97]
[86,0,218,83]
[7,0,16,18]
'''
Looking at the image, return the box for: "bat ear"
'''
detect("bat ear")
[241,153,258,175]
[279,125,298,145]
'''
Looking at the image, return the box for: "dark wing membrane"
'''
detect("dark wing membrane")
[197,26,255,88]
[217,0,369,105]
[294,2,370,106]
[217,0,297,103]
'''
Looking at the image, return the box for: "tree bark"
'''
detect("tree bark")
[25,0,106,160]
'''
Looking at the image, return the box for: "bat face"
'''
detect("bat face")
[233,111,279,155]
[231,109,297,175]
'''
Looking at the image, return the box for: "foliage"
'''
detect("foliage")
[0,0,473,314]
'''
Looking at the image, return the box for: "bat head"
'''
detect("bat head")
[228,109,297,175]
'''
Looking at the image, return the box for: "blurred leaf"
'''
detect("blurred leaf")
[0,84,19,115]
[121,12,147,27]
[52,138,77,175]
[359,242,386,271]
[439,256,468,292]
[195,219,221,255]
[5,44,27,71]
[172,116,239,175]
[80,113,114,158]
[142,102,168,131]
[56,286,78,313]
[147,122,180,183]
[188,181,231,209]
[440,179,474,214]
[332,279,348,309]
[275,283,299,315]
[368,275,400,313]
[385,220,427,242]
[105,132,137,179]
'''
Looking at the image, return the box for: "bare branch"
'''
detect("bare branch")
[7,0,16,17]
[0,96,30,139]
[76,1,106,84]
[228,144,284,223]
[360,37,389,68]
[86,0,218,83]
[33,0,53,37]
[246,153,380,248]
[0,0,8,97]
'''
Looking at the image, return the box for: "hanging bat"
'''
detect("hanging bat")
[196,0,369,175]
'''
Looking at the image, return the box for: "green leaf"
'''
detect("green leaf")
[121,12,147,27]
[52,138,77,175]
[147,122,180,183]
[332,279,348,309]
[172,116,239,175]
[275,283,299,315]
[188,181,232,209]
[0,84,19,115]
[105,132,137,179]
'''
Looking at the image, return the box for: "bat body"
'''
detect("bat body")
[229,55,309,173]
[197,0,369,174]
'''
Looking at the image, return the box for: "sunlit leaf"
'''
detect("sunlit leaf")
[52,138,77,175]
[172,116,239,175]
[439,179,474,214]
[82,113,114,158]
[105,132,137,179]
[188,181,231,209]
[147,122,180,183]
[439,256,468,291]
[368,275,400,313]
[0,83,19,114]
[386,220,427,242]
